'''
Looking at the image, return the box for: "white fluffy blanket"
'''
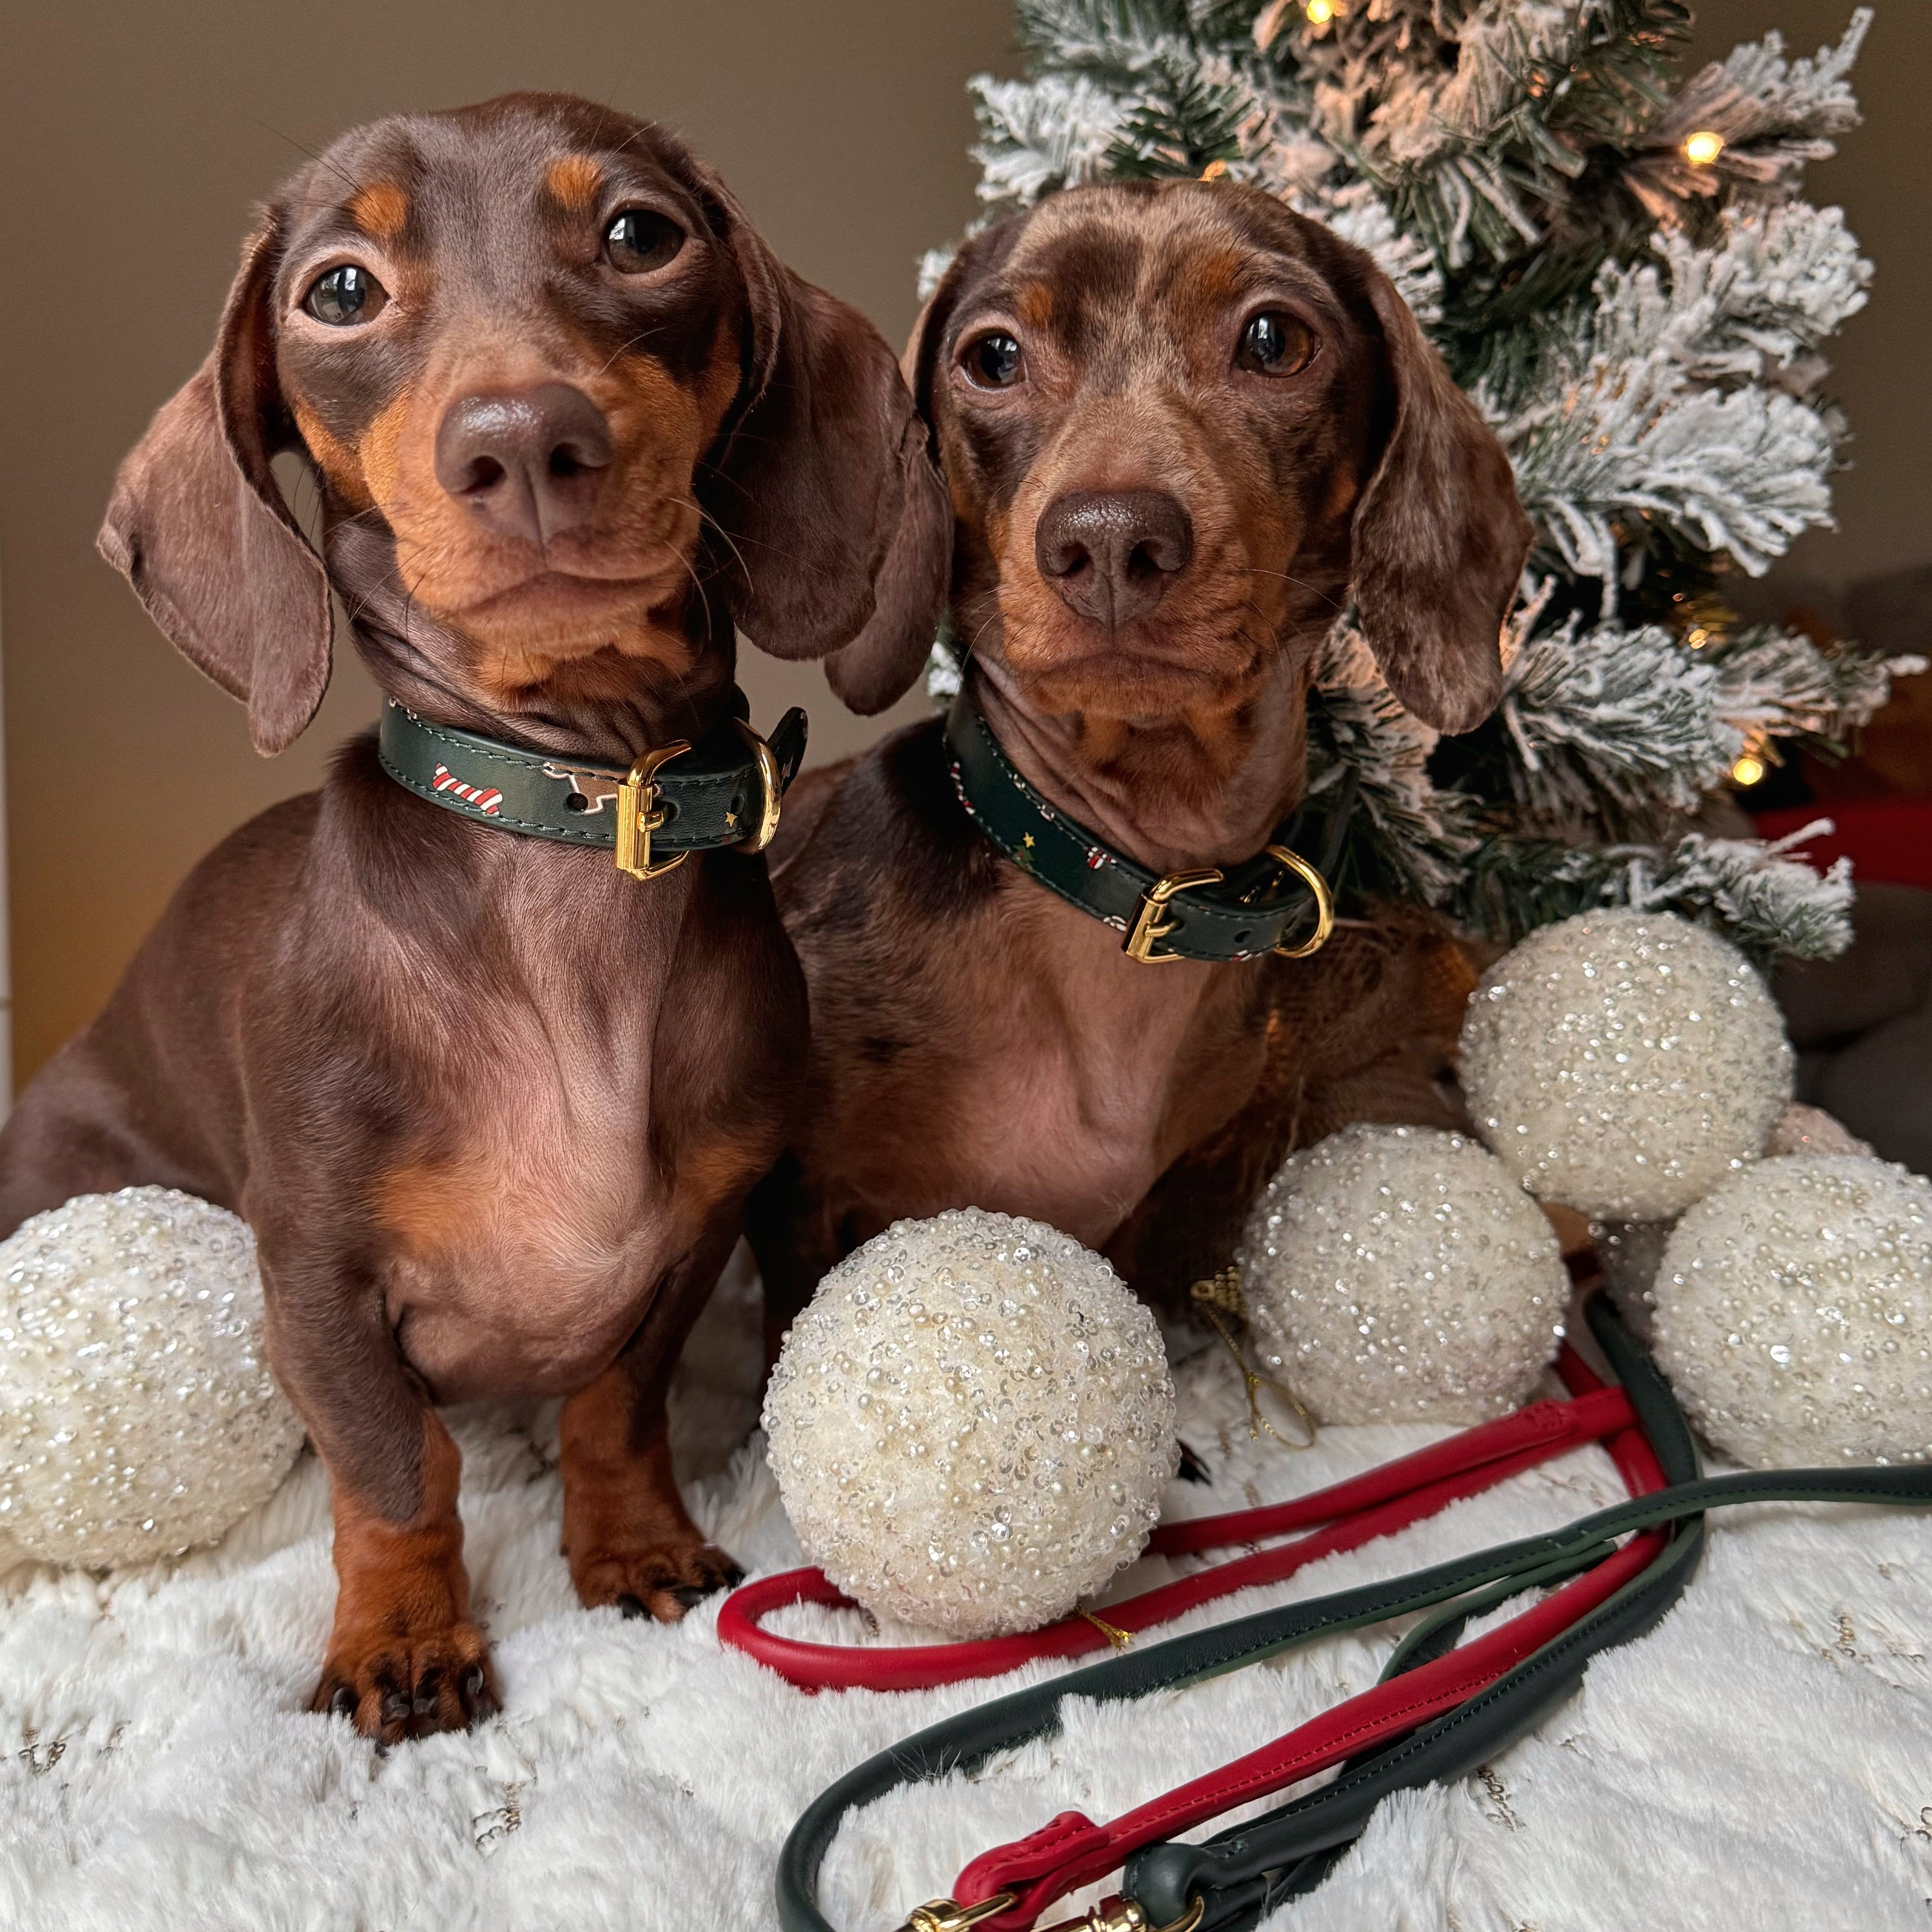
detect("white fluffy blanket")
[3,1258,1929,1932]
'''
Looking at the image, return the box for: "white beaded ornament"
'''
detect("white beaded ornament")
[0,1189,304,1566]
[762,1209,1177,1638]
[1653,1155,1932,1467]
[1241,1125,1568,1425]
[1460,910,1793,1220]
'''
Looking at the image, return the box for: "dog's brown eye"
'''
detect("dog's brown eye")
[963,332,1024,390]
[1238,311,1316,376]
[304,264,387,327]
[605,209,684,275]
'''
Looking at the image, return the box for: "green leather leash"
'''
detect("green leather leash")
[774,1297,1932,1932]
[378,697,808,878]
[943,699,1347,964]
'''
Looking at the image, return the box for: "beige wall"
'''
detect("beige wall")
[0,0,1015,1085]
[2,2,1926,1089]
[1687,2,1931,592]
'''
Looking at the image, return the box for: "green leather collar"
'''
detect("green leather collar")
[944,697,1339,964]
[378,698,807,877]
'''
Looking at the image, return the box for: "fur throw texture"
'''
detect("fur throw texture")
[3,1257,1929,1931]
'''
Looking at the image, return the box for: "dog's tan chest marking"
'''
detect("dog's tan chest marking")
[364,869,680,1403]
[833,883,1260,1251]
[376,1052,660,1401]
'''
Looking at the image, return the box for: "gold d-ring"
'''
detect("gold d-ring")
[729,718,784,854]
[1262,844,1335,959]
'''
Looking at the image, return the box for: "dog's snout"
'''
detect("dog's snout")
[433,383,613,546]
[1034,489,1193,631]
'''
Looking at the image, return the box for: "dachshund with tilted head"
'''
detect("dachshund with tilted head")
[749,179,1532,1334]
[0,94,947,1741]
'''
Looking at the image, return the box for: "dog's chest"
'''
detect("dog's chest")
[364,882,678,1402]
[869,890,1262,1249]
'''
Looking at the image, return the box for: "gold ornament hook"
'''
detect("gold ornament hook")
[1190,1267,1317,1450]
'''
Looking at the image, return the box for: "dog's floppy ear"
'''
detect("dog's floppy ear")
[693,171,949,715]
[98,223,332,756]
[1347,264,1531,735]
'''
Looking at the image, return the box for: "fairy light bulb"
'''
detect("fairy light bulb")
[1683,129,1726,167]
[1305,0,1335,23]
[1731,749,1768,788]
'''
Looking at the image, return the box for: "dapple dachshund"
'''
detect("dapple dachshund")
[0,94,946,1740]
[750,179,1531,1329]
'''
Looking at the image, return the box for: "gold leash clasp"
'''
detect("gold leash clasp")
[1190,1266,1317,1450]
[896,1895,1019,1932]
[1040,1895,1206,1932]
[614,740,692,880]
[1125,867,1224,964]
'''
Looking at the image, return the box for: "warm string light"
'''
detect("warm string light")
[1729,734,1779,788]
[1682,129,1726,167]
[1306,0,1336,23]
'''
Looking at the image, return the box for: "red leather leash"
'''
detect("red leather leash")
[950,1347,1668,1929]
[720,1354,1639,1694]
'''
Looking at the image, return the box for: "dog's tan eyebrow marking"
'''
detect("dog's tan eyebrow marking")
[1014,283,1056,329]
[347,180,410,243]
[1187,245,1251,303]
[546,155,605,211]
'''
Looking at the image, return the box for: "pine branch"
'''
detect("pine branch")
[1496,611,1735,831]
[1304,623,1480,906]
[1708,627,1928,745]
[1631,10,1870,221]
[1457,823,1854,962]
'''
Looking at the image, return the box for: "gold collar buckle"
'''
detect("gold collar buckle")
[614,740,692,880]
[1124,867,1225,964]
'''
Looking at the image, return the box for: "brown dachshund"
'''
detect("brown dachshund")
[0,94,945,1740]
[749,179,1530,1329]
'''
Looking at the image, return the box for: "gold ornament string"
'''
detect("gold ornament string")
[1190,1265,1318,1449]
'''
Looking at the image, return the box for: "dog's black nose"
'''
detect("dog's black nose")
[433,383,613,546]
[1034,488,1193,630]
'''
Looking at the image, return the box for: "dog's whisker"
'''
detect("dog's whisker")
[1241,567,1346,613]
[244,114,362,195]
[670,496,758,592]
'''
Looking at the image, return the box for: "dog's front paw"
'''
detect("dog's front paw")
[571,1536,746,1622]
[311,1620,499,1743]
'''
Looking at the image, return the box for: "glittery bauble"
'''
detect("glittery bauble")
[1652,1156,1932,1467]
[1460,910,1793,1220]
[0,1189,304,1565]
[761,1209,1176,1637]
[1766,1102,1871,1160]
[1240,1125,1568,1425]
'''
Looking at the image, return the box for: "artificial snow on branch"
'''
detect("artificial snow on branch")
[1634,9,1871,218]
[1459,823,1855,962]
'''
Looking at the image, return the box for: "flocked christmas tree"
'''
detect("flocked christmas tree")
[924,1,1921,961]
